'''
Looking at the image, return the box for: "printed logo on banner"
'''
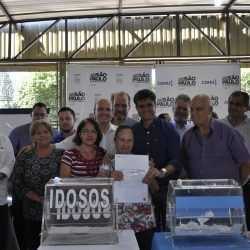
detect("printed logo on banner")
[178,75,196,89]
[222,75,240,89]
[210,95,219,106]
[132,72,150,83]
[90,72,108,83]
[199,79,217,86]
[157,80,173,87]
[68,91,86,102]
[157,96,175,108]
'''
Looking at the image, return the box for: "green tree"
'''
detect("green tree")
[17,71,58,125]
[241,70,250,93]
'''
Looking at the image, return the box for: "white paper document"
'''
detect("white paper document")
[114,154,149,203]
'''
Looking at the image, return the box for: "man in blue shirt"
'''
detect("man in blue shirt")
[180,94,250,182]
[132,89,180,231]
[53,107,76,143]
[9,102,58,156]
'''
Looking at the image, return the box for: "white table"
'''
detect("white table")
[38,230,139,250]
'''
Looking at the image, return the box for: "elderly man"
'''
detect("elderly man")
[54,107,76,143]
[111,91,137,127]
[180,94,250,182]
[171,94,192,141]
[132,89,180,231]
[56,99,116,157]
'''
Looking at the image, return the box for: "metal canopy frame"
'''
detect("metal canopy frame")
[0,0,249,63]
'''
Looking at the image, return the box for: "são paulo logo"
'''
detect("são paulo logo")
[178,75,196,87]
[69,91,86,102]
[132,72,150,83]
[157,96,175,107]
[222,75,239,88]
[90,72,108,82]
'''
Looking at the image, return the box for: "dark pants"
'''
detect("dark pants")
[12,200,26,250]
[0,204,9,250]
[243,182,250,230]
[24,219,42,250]
[151,188,168,232]
[135,229,155,250]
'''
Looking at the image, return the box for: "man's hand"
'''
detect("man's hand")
[111,170,124,181]
[26,191,43,203]
[143,167,161,184]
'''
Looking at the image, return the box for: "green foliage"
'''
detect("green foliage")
[17,72,58,124]
[241,70,250,93]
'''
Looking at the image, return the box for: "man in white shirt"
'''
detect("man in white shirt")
[56,99,116,157]
[221,91,250,153]
[95,98,117,157]
[0,135,15,250]
[221,91,250,231]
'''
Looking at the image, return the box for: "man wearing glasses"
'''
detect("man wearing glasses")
[9,102,49,156]
[132,89,180,232]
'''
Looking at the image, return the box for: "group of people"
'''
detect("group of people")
[1,89,250,250]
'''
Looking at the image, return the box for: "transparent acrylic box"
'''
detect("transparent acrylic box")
[167,179,246,238]
[41,177,118,245]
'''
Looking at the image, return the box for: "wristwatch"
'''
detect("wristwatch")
[158,168,168,178]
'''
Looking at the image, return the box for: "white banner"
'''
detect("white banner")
[67,64,152,123]
[155,63,240,119]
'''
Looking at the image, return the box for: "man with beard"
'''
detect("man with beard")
[54,107,76,143]
[111,91,137,127]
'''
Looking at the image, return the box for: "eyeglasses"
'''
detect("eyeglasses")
[80,129,97,134]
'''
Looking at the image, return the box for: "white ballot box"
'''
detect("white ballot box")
[41,177,118,245]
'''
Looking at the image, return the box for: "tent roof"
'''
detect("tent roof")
[0,0,249,22]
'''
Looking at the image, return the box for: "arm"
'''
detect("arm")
[0,136,15,179]
[60,162,72,177]
[161,122,181,178]
[13,151,33,200]
[9,129,19,156]
[240,161,250,185]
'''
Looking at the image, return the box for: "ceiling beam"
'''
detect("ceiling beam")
[224,0,238,12]
[0,0,14,22]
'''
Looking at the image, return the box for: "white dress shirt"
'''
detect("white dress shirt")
[0,135,15,205]
[221,116,250,153]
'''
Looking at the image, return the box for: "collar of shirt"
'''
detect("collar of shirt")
[104,123,117,135]
[192,118,215,137]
